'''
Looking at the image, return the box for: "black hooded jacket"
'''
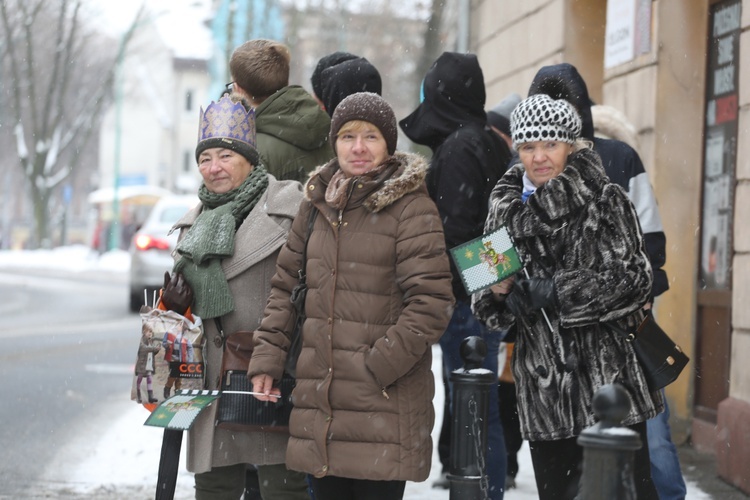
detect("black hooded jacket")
[400,52,512,302]
[528,63,669,298]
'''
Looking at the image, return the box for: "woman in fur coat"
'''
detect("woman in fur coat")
[248,92,454,500]
[472,94,662,500]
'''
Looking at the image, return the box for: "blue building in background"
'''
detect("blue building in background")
[209,0,285,99]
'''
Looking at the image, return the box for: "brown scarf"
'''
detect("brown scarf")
[324,161,388,210]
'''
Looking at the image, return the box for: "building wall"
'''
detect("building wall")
[99,24,210,194]
[734,0,750,407]
[472,1,750,490]
[284,5,431,131]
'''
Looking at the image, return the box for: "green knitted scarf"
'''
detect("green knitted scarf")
[173,166,269,319]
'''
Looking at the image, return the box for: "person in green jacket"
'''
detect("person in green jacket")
[229,39,334,183]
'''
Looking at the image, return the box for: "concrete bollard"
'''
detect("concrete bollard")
[577,383,642,500]
[448,336,496,500]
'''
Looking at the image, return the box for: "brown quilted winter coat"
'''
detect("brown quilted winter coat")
[248,152,454,482]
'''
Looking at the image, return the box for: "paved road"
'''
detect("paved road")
[0,272,139,497]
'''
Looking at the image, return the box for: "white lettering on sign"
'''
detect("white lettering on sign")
[717,34,735,65]
[713,2,741,37]
[604,0,636,68]
[714,65,735,95]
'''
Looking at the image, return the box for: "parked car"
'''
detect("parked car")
[128,195,198,312]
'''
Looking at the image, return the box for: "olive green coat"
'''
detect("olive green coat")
[255,85,334,183]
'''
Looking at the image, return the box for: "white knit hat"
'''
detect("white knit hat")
[510,94,582,150]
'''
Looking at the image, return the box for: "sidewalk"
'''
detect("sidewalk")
[678,444,750,499]
[4,249,747,499]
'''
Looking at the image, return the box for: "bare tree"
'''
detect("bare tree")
[0,0,144,248]
[416,0,449,85]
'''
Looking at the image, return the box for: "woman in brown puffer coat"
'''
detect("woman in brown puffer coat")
[248,92,454,500]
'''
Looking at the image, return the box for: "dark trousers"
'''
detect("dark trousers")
[498,381,523,478]
[195,463,309,500]
[309,475,405,500]
[528,421,658,500]
[437,368,451,472]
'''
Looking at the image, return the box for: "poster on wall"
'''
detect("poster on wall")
[699,0,741,290]
[604,0,652,68]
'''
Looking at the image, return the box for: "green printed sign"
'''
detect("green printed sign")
[144,390,220,430]
[450,227,523,294]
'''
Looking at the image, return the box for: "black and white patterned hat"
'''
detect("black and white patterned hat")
[510,94,582,150]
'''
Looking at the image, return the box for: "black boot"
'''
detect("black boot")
[163,386,170,399]
[148,390,158,403]
[136,389,143,404]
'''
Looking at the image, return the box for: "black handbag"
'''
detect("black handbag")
[609,312,689,391]
[215,330,294,432]
[284,206,318,378]
[214,206,318,431]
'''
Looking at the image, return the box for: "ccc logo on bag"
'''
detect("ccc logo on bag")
[178,362,204,378]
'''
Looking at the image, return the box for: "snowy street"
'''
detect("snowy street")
[0,247,712,499]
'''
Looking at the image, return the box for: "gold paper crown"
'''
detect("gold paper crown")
[195,95,258,163]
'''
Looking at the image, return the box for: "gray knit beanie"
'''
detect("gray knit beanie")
[330,92,397,155]
[510,94,582,150]
[487,92,522,137]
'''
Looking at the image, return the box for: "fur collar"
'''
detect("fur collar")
[306,152,429,213]
[492,147,608,238]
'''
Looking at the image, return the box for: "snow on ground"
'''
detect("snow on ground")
[1,247,712,499]
[0,245,130,275]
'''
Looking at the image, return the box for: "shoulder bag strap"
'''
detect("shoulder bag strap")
[290,205,318,309]
[299,205,318,282]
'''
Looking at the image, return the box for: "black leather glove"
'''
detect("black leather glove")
[521,277,557,310]
[504,277,556,318]
[161,271,193,315]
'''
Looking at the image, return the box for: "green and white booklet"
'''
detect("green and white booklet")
[144,390,220,430]
[450,226,523,295]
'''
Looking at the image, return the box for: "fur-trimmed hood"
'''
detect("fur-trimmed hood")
[591,104,640,149]
[305,151,429,213]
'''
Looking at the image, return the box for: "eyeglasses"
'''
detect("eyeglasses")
[225,82,234,93]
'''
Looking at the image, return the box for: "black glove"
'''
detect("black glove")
[161,271,193,315]
[504,277,556,318]
[521,277,557,310]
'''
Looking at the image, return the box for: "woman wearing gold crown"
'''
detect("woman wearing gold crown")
[167,95,309,499]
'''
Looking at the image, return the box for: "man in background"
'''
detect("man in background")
[400,51,513,500]
[229,39,333,182]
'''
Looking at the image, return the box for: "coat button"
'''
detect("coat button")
[308,185,315,190]
[327,318,332,325]
[357,183,363,188]
[322,465,328,472]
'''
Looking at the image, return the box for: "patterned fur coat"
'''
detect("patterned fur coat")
[472,147,663,441]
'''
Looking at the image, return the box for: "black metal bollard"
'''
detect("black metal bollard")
[448,336,495,500]
[577,383,642,500]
